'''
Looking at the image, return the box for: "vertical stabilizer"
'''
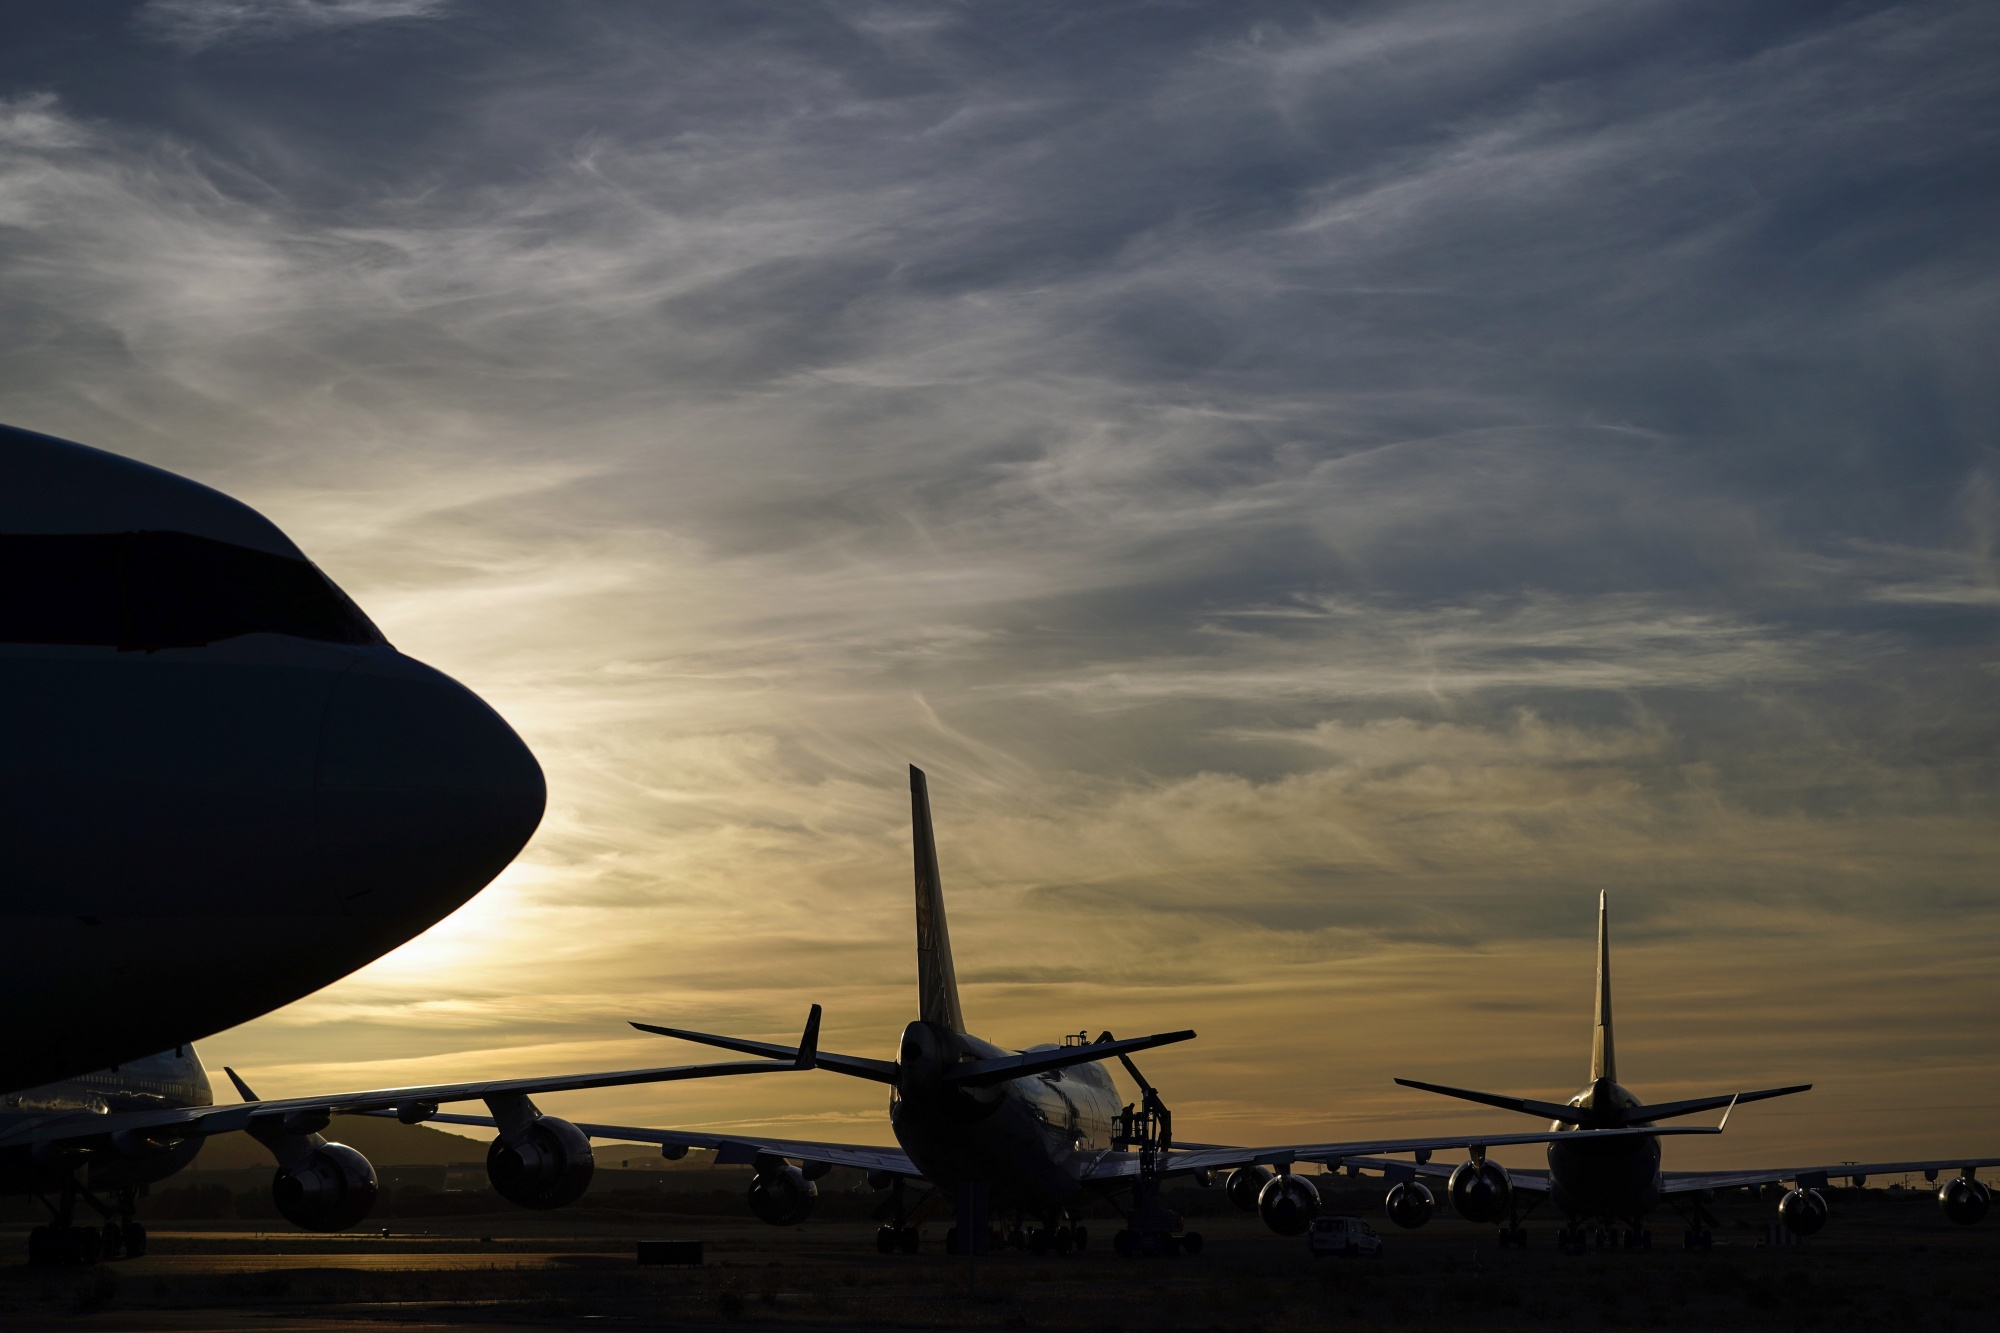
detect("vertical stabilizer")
[910,765,966,1032]
[1591,890,1617,1083]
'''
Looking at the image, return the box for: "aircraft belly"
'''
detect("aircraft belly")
[1548,1134,1663,1218]
[893,1093,1086,1213]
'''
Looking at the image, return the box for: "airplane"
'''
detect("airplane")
[414,766,1730,1257]
[1369,892,1999,1250]
[1,422,547,1093]
[0,1012,820,1265]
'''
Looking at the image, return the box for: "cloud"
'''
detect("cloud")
[135,0,451,52]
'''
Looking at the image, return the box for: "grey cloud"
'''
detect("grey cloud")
[135,0,452,53]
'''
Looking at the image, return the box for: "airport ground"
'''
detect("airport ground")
[0,1171,1992,1331]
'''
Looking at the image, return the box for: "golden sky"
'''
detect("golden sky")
[3,2,1996,1172]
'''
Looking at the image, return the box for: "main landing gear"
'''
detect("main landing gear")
[873,1177,931,1254]
[947,1217,1090,1255]
[1556,1223,1651,1253]
[28,1180,147,1266]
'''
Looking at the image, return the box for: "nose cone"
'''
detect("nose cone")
[317,653,545,929]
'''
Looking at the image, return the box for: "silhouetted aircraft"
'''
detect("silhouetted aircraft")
[0,1021,809,1265]
[1373,893,1998,1249]
[1,424,546,1092]
[423,767,1724,1257]
[0,424,798,1266]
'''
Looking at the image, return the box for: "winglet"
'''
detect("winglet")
[911,765,967,1033]
[223,1066,259,1103]
[1717,1092,1740,1132]
[795,1004,821,1071]
[1591,891,1616,1083]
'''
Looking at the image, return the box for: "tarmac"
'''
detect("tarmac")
[0,1183,1992,1331]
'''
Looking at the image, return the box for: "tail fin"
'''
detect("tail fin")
[1591,890,1616,1083]
[911,765,966,1032]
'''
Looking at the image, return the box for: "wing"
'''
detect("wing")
[1077,1124,1721,1182]
[1338,1153,1552,1193]
[1661,1156,2000,1195]
[409,1109,922,1179]
[0,1008,822,1153]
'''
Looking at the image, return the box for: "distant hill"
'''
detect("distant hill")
[189,1114,490,1169]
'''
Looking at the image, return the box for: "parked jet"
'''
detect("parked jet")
[1,424,546,1092]
[418,767,1726,1257]
[1373,893,1998,1250]
[0,1013,817,1264]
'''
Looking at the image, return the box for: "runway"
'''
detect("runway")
[1,1185,1991,1331]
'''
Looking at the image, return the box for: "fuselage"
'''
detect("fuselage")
[1,425,546,1092]
[889,1027,1123,1216]
[0,1047,214,1197]
[1545,1078,1662,1222]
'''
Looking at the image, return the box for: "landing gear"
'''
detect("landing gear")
[875,1225,919,1254]
[27,1180,144,1266]
[871,1177,928,1255]
[1496,1225,1528,1247]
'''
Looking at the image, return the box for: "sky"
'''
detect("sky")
[2,1,1996,1170]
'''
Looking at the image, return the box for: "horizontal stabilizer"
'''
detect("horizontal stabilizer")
[1394,1078,1584,1124]
[945,1030,1195,1089]
[1624,1084,1811,1123]
[632,1014,898,1085]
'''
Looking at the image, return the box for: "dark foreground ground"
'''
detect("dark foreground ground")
[0,1183,1992,1332]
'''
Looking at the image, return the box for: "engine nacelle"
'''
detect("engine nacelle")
[487,1116,594,1210]
[1225,1164,1273,1213]
[1257,1172,1321,1236]
[1938,1176,1990,1226]
[1778,1186,1828,1236]
[748,1164,818,1226]
[1447,1158,1512,1224]
[1385,1180,1436,1229]
[272,1142,379,1232]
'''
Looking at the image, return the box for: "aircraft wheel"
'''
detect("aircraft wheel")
[73,1227,101,1265]
[1073,1225,1089,1253]
[100,1221,123,1260]
[1681,1229,1696,1251]
[1053,1225,1073,1255]
[1113,1229,1134,1257]
[1699,1229,1714,1251]
[123,1222,146,1259]
[1639,1230,1652,1250]
[899,1226,919,1254]
[1182,1231,1204,1257]
[945,1227,959,1255]
[1028,1227,1050,1255]
[875,1226,897,1255]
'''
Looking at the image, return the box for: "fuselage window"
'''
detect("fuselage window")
[0,531,385,650]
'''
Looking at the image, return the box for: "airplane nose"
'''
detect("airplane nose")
[316,652,546,925]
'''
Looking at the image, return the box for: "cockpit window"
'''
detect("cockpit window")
[0,531,385,650]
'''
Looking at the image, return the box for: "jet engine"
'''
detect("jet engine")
[1385,1180,1436,1229]
[1447,1158,1512,1224]
[1777,1186,1828,1236]
[1226,1164,1273,1212]
[272,1142,379,1232]
[1937,1176,1990,1226]
[486,1116,594,1210]
[747,1163,819,1226]
[1257,1173,1321,1236]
